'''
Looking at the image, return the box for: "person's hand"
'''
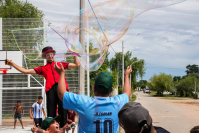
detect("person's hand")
[125,66,132,76]
[5,59,14,66]
[31,126,38,133]
[30,115,33,119]
[13,115,14,117]
[54,62,65,75]
[23,113,24,116]
[59,123,69,133]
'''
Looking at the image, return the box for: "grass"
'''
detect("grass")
[160,97,186,100]
[129,93,137,102]
[147,91,193,100]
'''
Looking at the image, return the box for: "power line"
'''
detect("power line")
[87,0,117,54]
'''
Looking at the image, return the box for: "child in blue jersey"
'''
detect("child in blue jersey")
[54,63,132,133]
[29,96,47,128]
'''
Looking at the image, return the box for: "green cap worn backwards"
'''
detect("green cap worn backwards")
[95,72,113,93]
[41,115,61,130]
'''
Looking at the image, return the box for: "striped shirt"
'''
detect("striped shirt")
[32,102,44,118]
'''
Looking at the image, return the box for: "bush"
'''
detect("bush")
[118,87,122,94]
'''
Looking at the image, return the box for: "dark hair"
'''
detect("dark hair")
[96,85,110,95]
[17,101,21,103]
[38,96,43,99]
[190,126,199,133]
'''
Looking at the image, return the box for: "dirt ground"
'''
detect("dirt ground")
[157,97,199,121]
[0,116,79,127]
[158,97,199,111]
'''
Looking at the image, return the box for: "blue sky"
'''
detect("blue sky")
[22,0,199,81]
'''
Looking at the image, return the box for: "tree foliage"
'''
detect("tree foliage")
[110,51,146,89]
[176,74,199,96]
[140,84,146,89]
[0,0,44,18]
[148,73,174,93]
[173,76,181,81]
[185,64,199,75]
[137,80,147,87]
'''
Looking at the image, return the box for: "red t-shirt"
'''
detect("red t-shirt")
[67,111,76,124]
[34,61,69,92]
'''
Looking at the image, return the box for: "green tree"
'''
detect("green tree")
[137,80,147,87]
[140,84,146,89]
[110,51,145,89]
[185,64,199,75]
[173,76,181,81]
[148,73,174,96]
[0,0,43,18]
[176,74,199,97]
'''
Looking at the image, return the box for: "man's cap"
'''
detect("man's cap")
[41,115,61,130]
[95,72,113,93]
[42,46,56,58]
[118,102,152,133]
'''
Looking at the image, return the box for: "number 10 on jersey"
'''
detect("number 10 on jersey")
[94,118,114,133]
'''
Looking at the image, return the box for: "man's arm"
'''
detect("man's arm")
[29,107,33,119]
[54,63,67,101]
[42,109,46,118]
[123,66,132,97]
[6,59,36,74]
[68,56,80,69]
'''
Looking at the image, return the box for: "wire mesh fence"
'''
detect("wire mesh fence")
[1,18,87,118]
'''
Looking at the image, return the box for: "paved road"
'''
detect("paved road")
[134,91,199,133]
[0,126,77,133]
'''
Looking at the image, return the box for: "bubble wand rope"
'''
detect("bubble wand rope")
[49,27,81,57]
[10,28,45,60]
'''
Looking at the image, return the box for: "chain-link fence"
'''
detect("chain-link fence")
[1,18,87,118]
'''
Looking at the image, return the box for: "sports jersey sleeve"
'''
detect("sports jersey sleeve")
[114,93,129,109]
[63,92,91,114]
[33,66,43,75]
[32,103,35,108]
[42,104,44,109]
[61,62,69,69]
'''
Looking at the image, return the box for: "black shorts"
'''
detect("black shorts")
[14,113,21,121]
[34,118,42,127]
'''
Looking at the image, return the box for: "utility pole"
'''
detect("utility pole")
[117,62,119,95]
[79,0,85,95]
[122,41,124,91]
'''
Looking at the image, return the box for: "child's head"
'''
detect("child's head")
[68,110,73,114]
[47,120,59,132]
[37,96,43,104]
[17,101,21,106]
[41,115,61,133]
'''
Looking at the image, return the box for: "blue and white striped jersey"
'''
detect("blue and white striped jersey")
[32,102,44,118]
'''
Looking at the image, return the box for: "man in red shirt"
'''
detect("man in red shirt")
[6,46,80,128]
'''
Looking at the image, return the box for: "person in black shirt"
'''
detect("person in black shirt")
[118,102,170,133]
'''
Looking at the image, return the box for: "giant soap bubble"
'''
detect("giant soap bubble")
[11,0,185,71]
